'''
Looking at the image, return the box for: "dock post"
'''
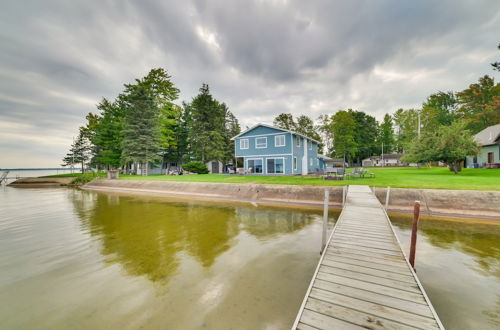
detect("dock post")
[385,186,391,210]
[409,201,421,270]
[321,189,329,254]
[342,185,346,207]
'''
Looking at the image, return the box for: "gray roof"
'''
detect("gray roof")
[231,123,321,144]
[474,124,500,146]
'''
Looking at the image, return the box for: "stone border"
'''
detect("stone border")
[82,180,500,219]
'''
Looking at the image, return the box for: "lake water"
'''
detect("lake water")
[390,214,500,330]
[0,169,77,184]
[0,187,336,329]
[0,186,498,329]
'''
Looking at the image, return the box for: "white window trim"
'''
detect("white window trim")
[275,135,286,147]
[293,156,298,171]
[266,157,285,174]
[237,153,292,157]
[240,138,249,150]
[255,137,268,149]
[246,158,264,174]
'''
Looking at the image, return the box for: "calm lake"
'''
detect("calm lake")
[0,186,498,329]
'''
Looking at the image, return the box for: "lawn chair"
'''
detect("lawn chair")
[358,167,375,178]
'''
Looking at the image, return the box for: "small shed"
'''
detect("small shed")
[206,160,223,174]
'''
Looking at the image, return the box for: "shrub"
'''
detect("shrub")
[182,161,209,174]
[71,171,101,185]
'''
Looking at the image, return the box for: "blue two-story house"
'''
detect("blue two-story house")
[231,123,322,175]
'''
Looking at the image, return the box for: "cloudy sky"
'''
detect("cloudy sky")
[1,0,499,168]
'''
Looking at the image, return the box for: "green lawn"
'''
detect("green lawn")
[119,167,500,191]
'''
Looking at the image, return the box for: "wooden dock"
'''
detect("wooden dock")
[293,185,444,330]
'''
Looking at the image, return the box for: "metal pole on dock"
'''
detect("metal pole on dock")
[409,201,420,270]
[321,189,329,254]
[342,185,346,207]
[385,186,391,210]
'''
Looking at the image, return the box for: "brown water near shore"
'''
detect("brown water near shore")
[0,187,336,329]
[0,186,498,329]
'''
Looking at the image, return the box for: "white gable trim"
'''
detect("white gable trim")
[231,123,320,144]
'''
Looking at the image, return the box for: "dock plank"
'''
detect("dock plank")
[293,185,443,330]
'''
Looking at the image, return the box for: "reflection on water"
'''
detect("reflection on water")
[0,187,335,329]
[390,214,500,330]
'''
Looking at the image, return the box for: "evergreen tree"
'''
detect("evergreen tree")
[62,129,92,173]
[121,85,162,175]
[188,84,226,162]
[120,68,180,171]
[91,98,125,169]
[378,114,395,154]
[222,104,241,166]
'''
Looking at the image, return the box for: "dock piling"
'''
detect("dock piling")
[409,201,421,270]
[385,186,391,210]
[321,189,329,254]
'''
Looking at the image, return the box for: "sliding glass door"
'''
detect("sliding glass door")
[247,159,263,173]
[267,158,284,174]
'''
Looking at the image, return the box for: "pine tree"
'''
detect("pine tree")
[91,98,125,169]
[188,84,226,162]
[62,129,92,173]
[378,114,395,154]
[222,104,241,165]
[121,85,162,175]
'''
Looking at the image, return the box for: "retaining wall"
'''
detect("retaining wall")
[84,179,344,207]
[83,180,500,219]
[373,187,500,218]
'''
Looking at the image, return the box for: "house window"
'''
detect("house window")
[316,158,319,166]
[309,158,313,166]
[255,137,267,148]
[293,157,298,170]
[309,142,312,150]
[296,136,301,147]
[275,135,286,147]
[240,139,249,149]
[267,158,284,174]
[247,159,263,173]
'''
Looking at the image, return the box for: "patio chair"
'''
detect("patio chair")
[359,167,375,178]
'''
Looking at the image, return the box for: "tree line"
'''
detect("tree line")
[64,51,499,174]
[63,69,240,174]
[272,72,499,173]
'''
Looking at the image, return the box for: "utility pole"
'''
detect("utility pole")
[381,142,384,167]
[417,111,421,138]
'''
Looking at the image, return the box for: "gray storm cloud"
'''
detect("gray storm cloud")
[0,0,499,167]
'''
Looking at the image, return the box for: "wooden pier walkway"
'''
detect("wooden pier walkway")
[293,185,443,330]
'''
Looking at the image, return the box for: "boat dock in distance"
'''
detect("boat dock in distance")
[293,185,444,330]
